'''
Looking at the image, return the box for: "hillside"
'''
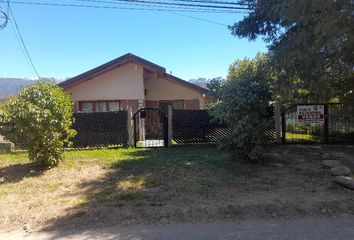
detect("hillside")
[0,78,60,99]
[189,77,225,88]
[0,77,221,99]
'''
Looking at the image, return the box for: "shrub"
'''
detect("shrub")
[211,80,272,161]
[1,82,76,167]
[211,54,273,162]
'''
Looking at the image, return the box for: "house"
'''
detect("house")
[58,53,211,114]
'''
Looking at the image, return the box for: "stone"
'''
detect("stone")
[23,223,32,233]
[330,166,352,176]
[321,153,330,159]
[321,160,341,168]
[334,176,354,190]
[321,208,328,214]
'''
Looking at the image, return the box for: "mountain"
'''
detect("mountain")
[189,77,225,88]
[0,78,61,99]
[0,76,223,99]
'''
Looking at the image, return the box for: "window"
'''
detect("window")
[159,100,185,113]
[108,101,120,111]
[79,101,121,112]
[80,102,94,112]
[96,102,107,112]
[159,101,169,114]
[172,100,184,110]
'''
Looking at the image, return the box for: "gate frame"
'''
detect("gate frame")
[132,108,168,148]
[280,103,341,144]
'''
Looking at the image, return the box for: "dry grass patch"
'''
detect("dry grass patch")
[0,162,106,232]
[117,175,159,191]
[1,146,354,233]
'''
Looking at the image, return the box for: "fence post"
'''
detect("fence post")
[274,102,282,144]
[281,110,286,144]
[127,106,134,146]
[168,105,173,147]
[324,104,329,144]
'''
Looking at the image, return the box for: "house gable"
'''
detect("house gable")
[58,53,211,97]
[59,53,165,89]
[68,63,144,101]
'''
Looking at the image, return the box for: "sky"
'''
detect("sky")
[0,1,268,81]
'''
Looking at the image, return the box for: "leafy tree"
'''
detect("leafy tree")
[1,82,76,167]
[211,55,273,161]
[205,78,225,108]
[230,0,354,103]
[207,78,224,98]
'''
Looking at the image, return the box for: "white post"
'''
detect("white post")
[274,102,282,144]
[127,106,134,146]
[168,105,173,147]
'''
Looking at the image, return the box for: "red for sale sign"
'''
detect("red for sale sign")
[297,105,324,124]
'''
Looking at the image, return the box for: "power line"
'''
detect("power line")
[0,0,10,29]
[11,1,249,14]
[8,4,41,80]
[10,1,245,13]
[75,0,247,12]
[77,0,235,26]
[170,11,228,26]
[10,20,37,77]
[168,0,252,7]
[0,9,9,29]
[106,0,253,10]
[8,0,240,28]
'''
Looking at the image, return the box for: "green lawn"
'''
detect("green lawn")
[0,147,229,168]
[285,133,320,142]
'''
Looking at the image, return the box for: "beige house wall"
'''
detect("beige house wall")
[144,77,205,109]
[66,63,144,101]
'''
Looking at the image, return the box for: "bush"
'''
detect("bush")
[211,80,272,161]
[211,54,273,162]
[1,82,76,167]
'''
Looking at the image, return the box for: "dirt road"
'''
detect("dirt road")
[2,216,354,240]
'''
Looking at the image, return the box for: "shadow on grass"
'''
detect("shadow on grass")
[26,145,354,239]
[0,163,45,184]
[40,146,233,235]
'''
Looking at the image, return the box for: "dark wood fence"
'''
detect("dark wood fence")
[72,111,128,148]
[172,110,231,144]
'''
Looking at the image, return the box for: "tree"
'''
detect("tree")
[1,82,76,167]
[205,78,225,108]
[230,0,354,103]
[211,55,273,161]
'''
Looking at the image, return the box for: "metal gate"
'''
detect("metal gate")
[133,108,168,148]
[281,103,354,144]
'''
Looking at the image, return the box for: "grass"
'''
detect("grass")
[1,145,354,232]
[0,148,159,168]
[0,146,232,231]
[285,133,319,142]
